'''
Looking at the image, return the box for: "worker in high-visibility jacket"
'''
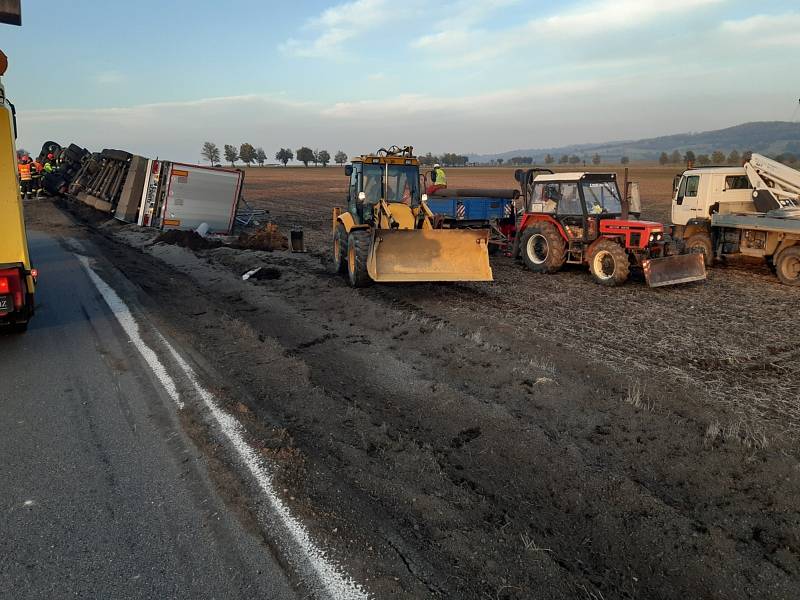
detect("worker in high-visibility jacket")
[17,154,33,199]
[31,158,43,196]
[43,152,55,174]
[426,163,447,195]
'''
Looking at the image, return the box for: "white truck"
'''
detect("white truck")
[671,154,800,285]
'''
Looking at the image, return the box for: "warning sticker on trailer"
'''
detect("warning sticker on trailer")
[163,219,181,227]
[171,169,189,183]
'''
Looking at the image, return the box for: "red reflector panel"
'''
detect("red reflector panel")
[0,277,9,294]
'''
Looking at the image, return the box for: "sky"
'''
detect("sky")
[1,0,798,163]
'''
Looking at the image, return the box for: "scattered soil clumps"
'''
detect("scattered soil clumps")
[236,223,288,251]
[155,229,222,250]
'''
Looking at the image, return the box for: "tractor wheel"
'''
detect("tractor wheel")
[685,233,713,267]
[332,223,348,274]
[347,230,373,287]
[519,223,566,273]
[774,246,800,286]
[589,239,630,286]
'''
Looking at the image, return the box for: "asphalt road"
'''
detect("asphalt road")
[0,231,299,599]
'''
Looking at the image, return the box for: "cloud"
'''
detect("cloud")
[93,70,125,85]
[720,12,800,46]
[413,0,724,62]
[280,0,411,59]
[321,80,598,119]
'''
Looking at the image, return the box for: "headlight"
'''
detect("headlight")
[421,194,428,202]
[649,232,664,242]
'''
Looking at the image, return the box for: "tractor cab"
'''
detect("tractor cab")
[523,172,624,244]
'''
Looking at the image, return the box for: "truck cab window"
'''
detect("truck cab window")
[684,176,700,198]
[724,175,750,190]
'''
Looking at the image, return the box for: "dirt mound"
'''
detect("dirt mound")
[236,223,289,251]
[155,230,222,251]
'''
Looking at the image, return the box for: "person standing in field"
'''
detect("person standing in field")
[427,163,447,195]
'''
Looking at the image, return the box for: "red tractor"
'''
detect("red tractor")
[512,170,705,287]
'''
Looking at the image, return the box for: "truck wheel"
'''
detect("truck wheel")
[347,230,373,287]
[589,239,630,286]
[332,223,348,274]
[10,321,28,333]
[686,233,713,267]
[774,247,800,286]
[519,223,565,273]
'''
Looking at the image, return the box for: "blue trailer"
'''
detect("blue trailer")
[425,189,519,253]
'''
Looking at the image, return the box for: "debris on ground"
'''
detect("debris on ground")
[236,223,289,251]
[154,229,222,250]
[242,267,282,281]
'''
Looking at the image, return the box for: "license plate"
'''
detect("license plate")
[0,295,10,313]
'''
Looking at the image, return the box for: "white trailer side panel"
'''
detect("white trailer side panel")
[162,164,242,234]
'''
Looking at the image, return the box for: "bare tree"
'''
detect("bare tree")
[224,144,238,167]
[201,142,220,166]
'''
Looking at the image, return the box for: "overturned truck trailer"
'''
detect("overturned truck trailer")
[65,152,243,235]
[136,161,243,234]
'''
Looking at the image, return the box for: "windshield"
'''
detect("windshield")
[582,181,622,214]
[362,164,420,206]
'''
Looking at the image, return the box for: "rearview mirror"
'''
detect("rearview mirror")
[344,165,353,177]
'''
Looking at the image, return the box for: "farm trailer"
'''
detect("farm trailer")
[424,188,518,254]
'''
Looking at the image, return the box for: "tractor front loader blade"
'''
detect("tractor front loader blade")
[643,253,706,287]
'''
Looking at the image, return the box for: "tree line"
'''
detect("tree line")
[418,152,470,167]
[658,150,755,166]
[201,142,348,168]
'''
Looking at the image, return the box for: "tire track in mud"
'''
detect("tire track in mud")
[191,246,799,599]
[55,198,800,599]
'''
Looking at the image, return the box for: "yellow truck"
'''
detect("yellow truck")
[0,46,36,332]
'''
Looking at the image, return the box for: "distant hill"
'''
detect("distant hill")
[470,121,800,163]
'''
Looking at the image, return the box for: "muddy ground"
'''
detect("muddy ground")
[28,168,800,599]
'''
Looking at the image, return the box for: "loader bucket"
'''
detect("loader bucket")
[367,229,493,282]
[643,253,706,287]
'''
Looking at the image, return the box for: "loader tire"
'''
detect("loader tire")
[333,223,348,274]
[589,239,630,286]
[774,246,800,286]
[347,230,373,287]
[519,223,565,273]
[686,233,713,267]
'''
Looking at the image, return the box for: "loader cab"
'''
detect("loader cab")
[345,156,422,226]
[672,168,754,226]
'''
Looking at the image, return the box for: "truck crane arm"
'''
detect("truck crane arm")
[744,154,800,212]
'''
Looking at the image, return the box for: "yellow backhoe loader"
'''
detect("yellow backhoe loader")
[332,146,492,287]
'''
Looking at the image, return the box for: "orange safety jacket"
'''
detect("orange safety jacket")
[18,162,32,180]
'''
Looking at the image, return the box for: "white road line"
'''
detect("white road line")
[77,254,369,600]
[77,255,183,409]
